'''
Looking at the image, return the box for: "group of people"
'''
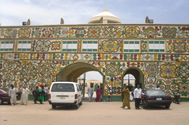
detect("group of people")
[87,84,102,102]
[8,84,49,106]
[87,84,143,110]
[8,84,29,106]
[121,84,142,109]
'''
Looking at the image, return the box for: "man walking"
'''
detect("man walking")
[9,84,17,106]
[134,84,142,109]
[20,86,29,105]
[87,84,94,102]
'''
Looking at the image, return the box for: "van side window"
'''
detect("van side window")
[76,84,80,92]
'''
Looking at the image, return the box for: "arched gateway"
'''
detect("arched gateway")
[0,9,189,101]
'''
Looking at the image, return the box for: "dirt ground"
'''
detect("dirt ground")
[0,100,189,125]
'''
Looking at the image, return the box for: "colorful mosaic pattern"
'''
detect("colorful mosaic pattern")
[0,25,189,39]
[0,24,189,98]
[160,63,177,78]
[145,63,159,77]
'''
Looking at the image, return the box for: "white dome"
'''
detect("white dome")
[88,9,121,24]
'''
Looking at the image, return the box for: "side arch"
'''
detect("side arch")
[122,67,144,90]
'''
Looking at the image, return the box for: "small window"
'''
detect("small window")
[51,83,75,92]
[76,84,80,92]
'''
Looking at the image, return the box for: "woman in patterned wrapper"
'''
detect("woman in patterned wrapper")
[38,84,45,104]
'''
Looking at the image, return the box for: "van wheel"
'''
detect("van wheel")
[79,101,82,105]
[52,104,56,109]
[75,104,79,109]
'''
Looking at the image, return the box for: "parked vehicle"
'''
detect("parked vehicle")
[141,89,172,109]
[49,82,83,109]
[172,91,180,104]
[0,88,22,104]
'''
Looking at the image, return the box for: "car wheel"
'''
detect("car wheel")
[165,105,170,109]
[79,101,82,105]
[75,104,79,109]
[52,104,56,109]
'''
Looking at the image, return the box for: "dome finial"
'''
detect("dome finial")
[103,9,109,12]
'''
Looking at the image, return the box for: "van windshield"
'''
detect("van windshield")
[51,83,75,92]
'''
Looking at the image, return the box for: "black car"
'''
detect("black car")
[141,89,172,109]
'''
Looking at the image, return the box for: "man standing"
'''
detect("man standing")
[121,85,130,109]
[9,84,17,106]
[134,84,142,109]
[20,86,29,105]
[87,84,94,102]
[33,86,39,104]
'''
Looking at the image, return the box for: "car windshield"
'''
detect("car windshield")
[146,90,167,96]
[51,83,75,92]
[0,89,7,93]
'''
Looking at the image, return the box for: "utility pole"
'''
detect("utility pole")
[83,73,86,97]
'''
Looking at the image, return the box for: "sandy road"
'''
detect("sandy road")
[0,100,189,125]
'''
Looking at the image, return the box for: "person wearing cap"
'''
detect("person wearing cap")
[121,85,130,109]
[38,84,45,104]
[8,84,17,106]
[20,86,29,105]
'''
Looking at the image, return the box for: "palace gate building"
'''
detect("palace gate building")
[0,9,189,101]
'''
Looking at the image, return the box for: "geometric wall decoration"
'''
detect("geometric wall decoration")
[143,27,159,38]
[173,40,186,53]
[101,40,119,52]
[145,63,159,77]
[160,63,177,78]
[125,26,140,38]
[51,41,61,51]
[178,80,189,94]
[0,23,189,99]
[35,40,51,52]
[178,63,189,79]
[162,27,177,38]
[157,79,178,96]
[106,64,120,76]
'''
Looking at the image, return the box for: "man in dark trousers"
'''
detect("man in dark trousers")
[134,84,142,109]
[32,86,39,104]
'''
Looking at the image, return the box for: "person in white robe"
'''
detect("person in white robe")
[87,84,94,102]
[20,86,29,105]
[9,84,17,105]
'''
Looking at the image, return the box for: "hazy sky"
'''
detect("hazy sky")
[0,0,188,80]
[0,0,189,26]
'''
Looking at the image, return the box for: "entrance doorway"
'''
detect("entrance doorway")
[122,67,144,90]
[56,63,104,98]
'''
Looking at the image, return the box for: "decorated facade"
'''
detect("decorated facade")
[0,9,189,101]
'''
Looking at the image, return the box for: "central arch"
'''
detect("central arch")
[56,62,105,83]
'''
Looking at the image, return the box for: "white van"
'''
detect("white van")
[49,81,83,109]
